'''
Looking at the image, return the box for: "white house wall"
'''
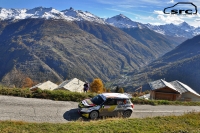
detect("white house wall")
[180,92,200,101]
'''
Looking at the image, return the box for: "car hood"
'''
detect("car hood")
[79,99,96,108]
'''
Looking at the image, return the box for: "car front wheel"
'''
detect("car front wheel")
[123,110,132,118]
[89,111,99,120]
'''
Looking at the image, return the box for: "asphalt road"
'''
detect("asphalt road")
[1,95,200,123]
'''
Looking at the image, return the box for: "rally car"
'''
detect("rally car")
[78,93,134,119]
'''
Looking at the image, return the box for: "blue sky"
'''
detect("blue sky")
[0,0,200,27]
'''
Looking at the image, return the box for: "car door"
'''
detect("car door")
[99,98,117,116]
[115,99,126,116]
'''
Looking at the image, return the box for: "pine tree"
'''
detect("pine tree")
[115,86,120,92]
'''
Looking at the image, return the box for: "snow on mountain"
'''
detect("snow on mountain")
[0,7,73,21]
[106,14,144,28]
[0,7,200,38]
[26,7,71,20]
[0,8,27,20]
[145,24,165,35]
[105,14,200,38]
[177,22,195,31]
[61,7,105,24]
[146,22,199,38]
[0,7,105,23]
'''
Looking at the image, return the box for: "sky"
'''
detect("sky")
[0,0,200,27]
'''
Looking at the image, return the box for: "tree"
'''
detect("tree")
[22,77,34,88]
[1,68,26,88]
[106,88,111,92]
[118,88,124,93]
[115,86,120,93]
[90,78,104,93]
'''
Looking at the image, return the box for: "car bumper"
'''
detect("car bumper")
[78,109,90,118]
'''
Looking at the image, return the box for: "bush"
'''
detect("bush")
[1,87,200,106]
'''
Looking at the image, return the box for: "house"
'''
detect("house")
[170,80,200,101]
[56,78,85,93]
[30,81,58,91]
[149,79,181,101]
[149,79,200,101]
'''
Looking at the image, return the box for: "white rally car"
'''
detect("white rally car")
[78,93,134,119]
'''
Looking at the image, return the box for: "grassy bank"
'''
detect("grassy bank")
[0,87,96,102]
[0,112,200,133]
[1,87,200,106]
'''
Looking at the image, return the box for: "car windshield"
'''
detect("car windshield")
[91,95,105,105]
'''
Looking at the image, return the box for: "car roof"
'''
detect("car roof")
[101,93,129,99]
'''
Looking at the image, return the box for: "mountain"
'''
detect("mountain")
[0,7,199,87]
[0,7,105,23]
[61,7,105,24]
[145,22,197,38]
[105,14,144,28]
[0,7,199,39]
[121,27,176,58]
[113,34,200,93]
[105,14,198,45]
[0,18,170,86]
[75,21,160,68]
[0,19,123,85]
[0,7,68,20]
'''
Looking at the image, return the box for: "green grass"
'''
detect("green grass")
[1,87,200,106]
[0,112,200,133]
[131,97,200,106]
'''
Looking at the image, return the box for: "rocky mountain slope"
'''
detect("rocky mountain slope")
[0,19,122,85]
[121,27,177,58]
[0,19,173,86]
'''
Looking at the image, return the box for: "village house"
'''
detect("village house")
[29,81,58,91]
[56,78,85,93]
[149,79,200,101]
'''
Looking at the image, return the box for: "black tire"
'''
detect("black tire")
[89,111,99,120]
[123,110,132,118]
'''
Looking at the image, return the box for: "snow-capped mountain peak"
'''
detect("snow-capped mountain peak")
[145,22,198,38]
[0,7,105,23]
[0,7,200,38]
[178,22,195,31]
[105,14,140,28]
[26,7,67,19]
[0,8,27,20]
[61,7,105,24]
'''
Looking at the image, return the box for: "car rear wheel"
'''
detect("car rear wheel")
[123,110,132,118]
[89,111,99,120]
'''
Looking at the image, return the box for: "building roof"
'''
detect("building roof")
[149,79,200,97]
[149,79,180,93]
[30,81,58,91]
[56,78,85,92]
[170,80,200,97]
